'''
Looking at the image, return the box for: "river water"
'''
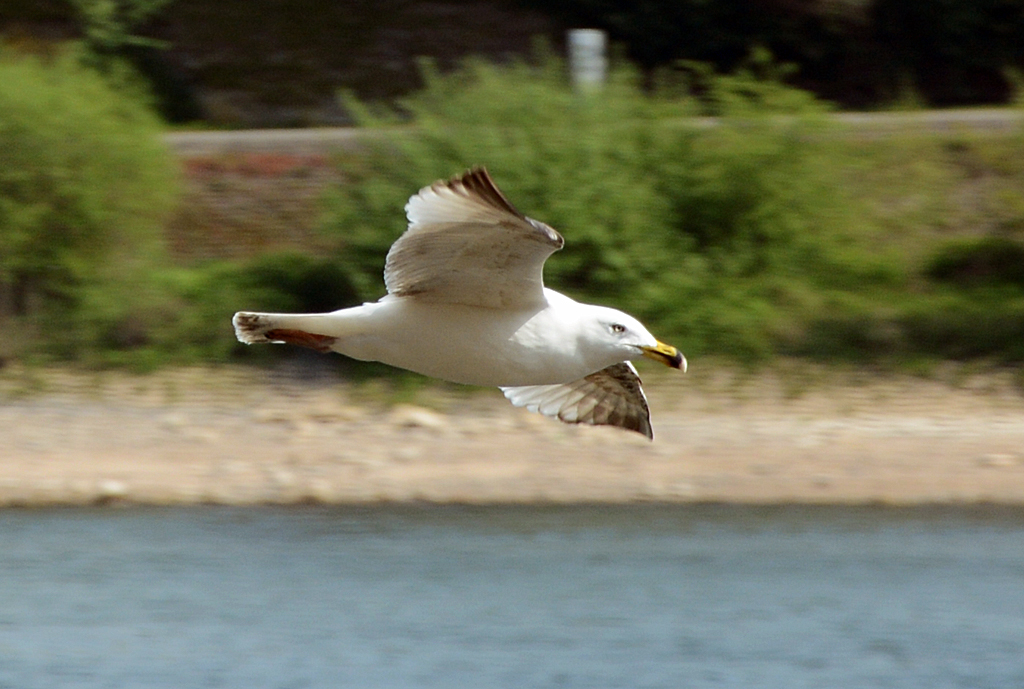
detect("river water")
[1,505,1022,688]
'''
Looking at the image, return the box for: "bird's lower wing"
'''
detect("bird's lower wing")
[500,362,653,439]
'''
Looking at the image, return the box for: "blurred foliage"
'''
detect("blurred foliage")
[116,253,363,368]
[68,0,204,123]
[1,0,201,123]
[319,49,897,361]
[926,237,1024,288]
[5,46,1024,372]
[314,49,1024,366]
[69,0,172,58]
[0,49,178,363]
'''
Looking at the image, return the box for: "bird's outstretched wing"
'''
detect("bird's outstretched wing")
[501,362,654,439]
[384,167,564,309]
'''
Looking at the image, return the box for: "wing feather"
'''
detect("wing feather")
[385,168,564,309]
[501,362,654,439]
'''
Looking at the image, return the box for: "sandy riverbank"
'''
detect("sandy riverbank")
[2,363,1023,506]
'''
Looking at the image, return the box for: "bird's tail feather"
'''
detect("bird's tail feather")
[233,312,344,352]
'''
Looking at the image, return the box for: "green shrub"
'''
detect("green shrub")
[95,253,366,368]
[231,251,362,314]
[320,50,892,361]
[0,49,178,359]
[900,290,1024,361]
[926,236,1024,288]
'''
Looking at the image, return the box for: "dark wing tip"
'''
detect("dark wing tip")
[443,167,524,219]
[442,167,564,249]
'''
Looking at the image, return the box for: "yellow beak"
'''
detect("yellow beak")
[641,340,687,372]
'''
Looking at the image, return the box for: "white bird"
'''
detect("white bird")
[233,168,685,438]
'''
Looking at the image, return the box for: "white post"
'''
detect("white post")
[568,29,607,91]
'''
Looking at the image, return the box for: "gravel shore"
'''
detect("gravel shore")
[2,364,1024,506]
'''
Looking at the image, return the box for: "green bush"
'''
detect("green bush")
[321,51,1024,367]
[899,290,1024,361]
[92,253,366,368]
[320,50,894,361]
[6,46,1019,371]
[926,236,1024,288]
[0,49,178,359]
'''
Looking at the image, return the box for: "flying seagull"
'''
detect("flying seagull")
[233,168,685,438]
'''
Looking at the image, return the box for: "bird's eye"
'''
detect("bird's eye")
[610,323,626,335]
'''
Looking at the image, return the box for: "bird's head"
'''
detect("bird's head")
[583,306,687,372]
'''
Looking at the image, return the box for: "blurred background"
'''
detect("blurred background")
[3,0,1024,368]
[2,1,1024,687]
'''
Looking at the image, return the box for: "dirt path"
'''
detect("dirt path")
[2,365,1023,506]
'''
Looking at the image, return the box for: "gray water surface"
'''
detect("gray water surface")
[1,505,1022,688]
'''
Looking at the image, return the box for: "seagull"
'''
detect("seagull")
[233,168,685,438]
